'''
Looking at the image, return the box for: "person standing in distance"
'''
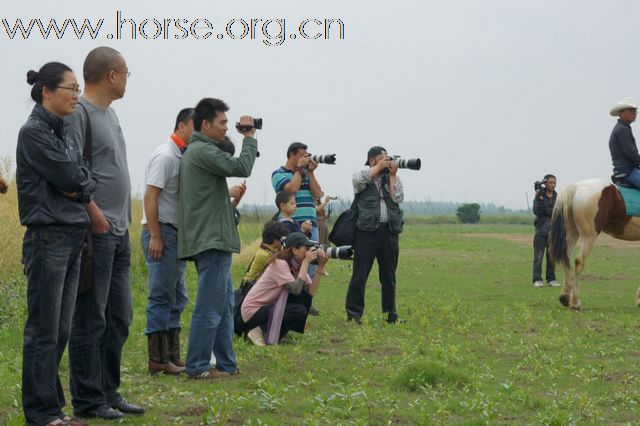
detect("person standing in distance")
[532,174,559,288]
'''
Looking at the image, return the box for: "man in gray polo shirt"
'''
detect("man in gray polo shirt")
[65,46,143,420]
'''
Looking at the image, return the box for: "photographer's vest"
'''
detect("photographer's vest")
[355,179,404,234]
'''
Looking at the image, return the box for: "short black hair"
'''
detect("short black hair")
[26,62,73,104]
[262,221,289,244]
[544,174,556,180]
[83,46,123,84]
[275,191,295,209]
[286,142,307,158]
[174,108,194,131]
[193,98,229,132]
[219,136,235,156]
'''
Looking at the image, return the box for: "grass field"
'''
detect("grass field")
[2,182,640,424]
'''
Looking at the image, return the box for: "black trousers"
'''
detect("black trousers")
[345,226,399,319]
[532,233,555,282]
[241,291,311,339]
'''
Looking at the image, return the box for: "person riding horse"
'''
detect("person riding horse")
[610,97,640,188]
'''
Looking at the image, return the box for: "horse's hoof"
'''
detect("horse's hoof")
[559,295,570,307]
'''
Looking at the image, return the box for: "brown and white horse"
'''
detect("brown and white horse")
[548,178,640,310]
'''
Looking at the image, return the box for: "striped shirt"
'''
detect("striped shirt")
[353,170,404,223]
[271,166,317,226]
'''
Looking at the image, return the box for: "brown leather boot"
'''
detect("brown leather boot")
[147,332,185,374]
[168,328,185,367]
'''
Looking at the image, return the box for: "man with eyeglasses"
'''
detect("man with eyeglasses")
[140,108,194,375]
[65,46,143,420]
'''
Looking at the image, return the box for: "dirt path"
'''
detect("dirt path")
[460,232,640,249]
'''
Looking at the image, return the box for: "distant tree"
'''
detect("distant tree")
[456,203,481,224]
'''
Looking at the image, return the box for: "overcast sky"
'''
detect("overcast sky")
[1,0,638,209]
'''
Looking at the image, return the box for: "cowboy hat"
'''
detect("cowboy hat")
[610,97,638,116]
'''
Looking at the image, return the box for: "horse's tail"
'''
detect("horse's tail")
[548,184,577,268]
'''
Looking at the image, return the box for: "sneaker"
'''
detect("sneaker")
[247,327,266,347]
[547,280,561,287]
[308,306,320,316]
[533,280,544,288]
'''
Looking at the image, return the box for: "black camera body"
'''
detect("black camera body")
[534,178,548,195]
[236,118,263,132]
[309,154,336,165]
[310,244,354,265]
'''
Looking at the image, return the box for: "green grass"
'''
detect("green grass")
[2,200,640,424]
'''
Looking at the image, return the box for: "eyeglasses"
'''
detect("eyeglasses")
[113,70,131,78]
[55,86,82,95]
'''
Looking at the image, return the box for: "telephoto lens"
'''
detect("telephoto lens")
[394,158,421,170]
[309,154,337,165]
[325,245,354,260]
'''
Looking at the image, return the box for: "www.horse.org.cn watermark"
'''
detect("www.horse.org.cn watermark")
[1,10,345,46]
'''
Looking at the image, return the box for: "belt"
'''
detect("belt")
[143,222,178,231]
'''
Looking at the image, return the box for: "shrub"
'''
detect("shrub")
[456,203,481,224]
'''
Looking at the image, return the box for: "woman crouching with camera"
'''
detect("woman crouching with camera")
[240,232,328,346]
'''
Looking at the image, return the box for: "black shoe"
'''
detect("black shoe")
[347,314,362,324]
[78,405,124,420]
[386,313,405,324]
[308,306,320,316]
[111,398,145,414]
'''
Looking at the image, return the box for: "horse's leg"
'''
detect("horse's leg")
[558,260,572,307]
[571,235,596,310]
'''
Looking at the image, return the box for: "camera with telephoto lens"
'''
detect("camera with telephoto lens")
[534,178,548,196]
[236,118,263,132]
[309,154,337,165]
[382,155,422,174]
[310,244,354,265]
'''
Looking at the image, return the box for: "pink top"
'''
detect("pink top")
[241,259,312,322]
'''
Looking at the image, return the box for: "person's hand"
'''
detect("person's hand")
[388,160,399,176]
[60,190,79,200]
[236,115,256,138]
[148,235,164,260]
[301,220,312,233]
[229,181,247,198]
[307,159,319,172]
[89,207,110,234]
[297,154,311,169]
[304,247,320,264]
[324,195,335,203]
[317,248,329,266]
[0,176,8,194]
[374,157,392,175]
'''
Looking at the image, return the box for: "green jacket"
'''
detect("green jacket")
[178,131,258,259]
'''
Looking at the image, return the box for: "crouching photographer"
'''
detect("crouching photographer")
[346,146,405,324]
[239,232,329,346]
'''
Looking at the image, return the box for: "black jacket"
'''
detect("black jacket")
[533,191,556,236]
[16,103,96,227]
[610,119,640,172]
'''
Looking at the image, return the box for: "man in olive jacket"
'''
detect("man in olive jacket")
[179,98,258,379]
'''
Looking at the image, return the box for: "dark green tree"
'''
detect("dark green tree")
[456,203,481,224]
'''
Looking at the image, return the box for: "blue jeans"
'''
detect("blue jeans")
[308,224,319,278]
[22,226,85,425]
[141,224,188,334]
[185,249,237,376]
[69,231,133,414]
[625,167,640,188]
